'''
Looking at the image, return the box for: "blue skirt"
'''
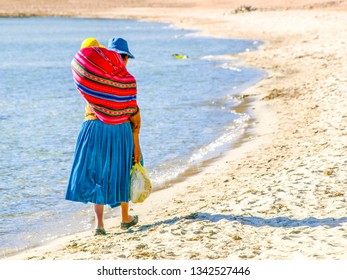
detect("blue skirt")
[65,120,133,208]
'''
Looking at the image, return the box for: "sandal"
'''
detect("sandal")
[94,228,107,236]
[121,215,139,230]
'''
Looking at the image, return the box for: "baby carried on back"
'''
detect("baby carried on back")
[71,43,138,125]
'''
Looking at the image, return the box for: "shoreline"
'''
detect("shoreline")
[2,1,347,260]
[1,42,266,259]
[2,15,272,259]
[4,93,271,260]
[0,16,266,259]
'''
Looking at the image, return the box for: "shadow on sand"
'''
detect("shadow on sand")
[114,212,347,235]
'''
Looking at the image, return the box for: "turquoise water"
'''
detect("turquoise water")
[0,17,266,256]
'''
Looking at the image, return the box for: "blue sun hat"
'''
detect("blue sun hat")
[107,37,135,59]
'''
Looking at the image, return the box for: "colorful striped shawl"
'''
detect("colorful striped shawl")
[71,47,137,124]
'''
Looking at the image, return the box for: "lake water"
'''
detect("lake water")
[0,17,266,256]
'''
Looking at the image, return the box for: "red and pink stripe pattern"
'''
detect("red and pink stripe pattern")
[71,47,138,124]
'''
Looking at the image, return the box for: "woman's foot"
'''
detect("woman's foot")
[121,215,138,230]
[94,228,107,235]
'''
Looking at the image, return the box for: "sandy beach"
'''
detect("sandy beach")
[2,0,347,260]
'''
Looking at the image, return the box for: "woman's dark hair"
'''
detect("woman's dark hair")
[120,54,128,60]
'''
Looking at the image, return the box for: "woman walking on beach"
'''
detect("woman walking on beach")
[65,37,142,235]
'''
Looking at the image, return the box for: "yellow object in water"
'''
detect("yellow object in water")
[172,53,189,59]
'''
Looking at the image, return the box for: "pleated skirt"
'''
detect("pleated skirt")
[65,120,133,208]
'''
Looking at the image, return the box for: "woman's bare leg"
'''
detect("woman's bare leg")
[94,204,104,229]
[121,202,133,223]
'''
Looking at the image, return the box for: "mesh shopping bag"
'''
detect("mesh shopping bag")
[130,163,152,203]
